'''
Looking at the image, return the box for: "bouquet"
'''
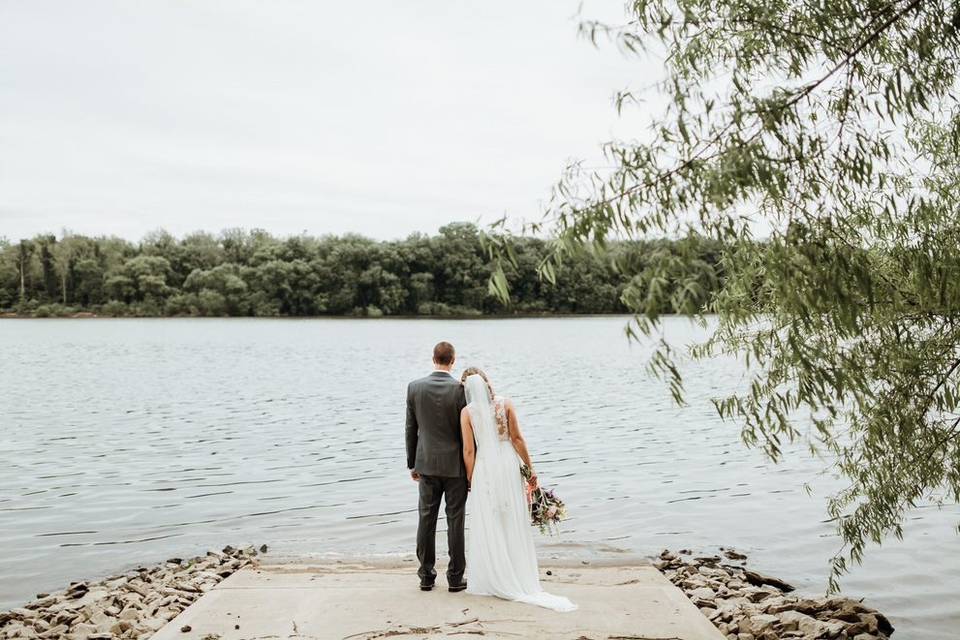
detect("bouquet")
[521,464,567,534]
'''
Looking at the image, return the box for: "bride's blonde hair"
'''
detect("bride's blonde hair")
[460,367,494,400]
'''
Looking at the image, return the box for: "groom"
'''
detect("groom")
[406,341,468,592]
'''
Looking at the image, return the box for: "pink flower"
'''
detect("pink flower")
[546,505,558,519]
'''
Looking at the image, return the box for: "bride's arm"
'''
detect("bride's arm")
[505,399,538,488]
[460,407,476,484]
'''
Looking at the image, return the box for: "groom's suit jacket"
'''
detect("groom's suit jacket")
[406,371,467,477]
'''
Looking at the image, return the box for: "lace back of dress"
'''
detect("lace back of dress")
[494,397,510,441]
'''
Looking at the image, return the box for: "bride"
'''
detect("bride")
[459,368,577,612]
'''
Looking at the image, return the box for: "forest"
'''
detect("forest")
[0,223,723,317]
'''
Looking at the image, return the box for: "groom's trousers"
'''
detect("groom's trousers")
[416,474,467,584]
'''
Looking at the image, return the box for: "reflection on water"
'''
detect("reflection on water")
[1,317,957,638]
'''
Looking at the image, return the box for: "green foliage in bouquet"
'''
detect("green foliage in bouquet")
[522,465,568,534]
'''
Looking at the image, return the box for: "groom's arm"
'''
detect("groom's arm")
[405,383,419,476]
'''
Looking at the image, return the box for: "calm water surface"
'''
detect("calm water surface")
[1,318,957,638]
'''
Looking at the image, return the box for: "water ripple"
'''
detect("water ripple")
[0,317,957,640]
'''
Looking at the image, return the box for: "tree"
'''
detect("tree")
[182,263,249,315]
[409,272,436,312]
[14,239,34,305]
[489,0,960,588]
[34,235,59,302]
[105,255,173,305]
[0,238,17,309]
[73,257,105,306]
[0,227,719,319]
[435,223,489,312]
[52,234,81,305]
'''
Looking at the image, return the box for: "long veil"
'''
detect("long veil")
[463,373,577,613]
[463,374,496,438]
[464,374,514,512]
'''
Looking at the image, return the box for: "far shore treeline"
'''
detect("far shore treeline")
[0,223,723,318]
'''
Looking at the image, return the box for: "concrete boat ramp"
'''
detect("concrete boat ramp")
[151,561,724,640]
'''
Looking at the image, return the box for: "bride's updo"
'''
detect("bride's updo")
[461,367,494,401]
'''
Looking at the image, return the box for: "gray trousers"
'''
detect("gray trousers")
[416,474,467,584]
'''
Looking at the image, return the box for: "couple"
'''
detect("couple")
[405,341,576,612]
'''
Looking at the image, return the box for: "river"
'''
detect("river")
[0,317,956,637]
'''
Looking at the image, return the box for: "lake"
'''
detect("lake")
[1,317,956,638]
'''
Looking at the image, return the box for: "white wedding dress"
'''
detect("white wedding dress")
[463,375,577,612]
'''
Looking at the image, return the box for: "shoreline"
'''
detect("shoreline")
[0,311,643,320]
[0,545,895,640]
[657,549,895,639]
[0,546,263,640]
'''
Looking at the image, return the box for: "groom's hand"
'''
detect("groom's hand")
[410,470,421,482]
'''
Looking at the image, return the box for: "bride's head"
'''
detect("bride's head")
[460,367,494,401]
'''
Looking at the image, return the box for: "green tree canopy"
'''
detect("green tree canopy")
[490,0,960,588]
[0,225,722,319]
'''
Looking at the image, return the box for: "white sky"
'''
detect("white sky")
[0,1,659,242]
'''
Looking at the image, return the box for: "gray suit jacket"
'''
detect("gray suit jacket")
[406,371,467,477]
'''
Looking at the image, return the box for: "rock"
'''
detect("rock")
[68,625,97,639]
[747,590,775,603]
[111,620,134,634]
[118,607,140,621]
[655,548,894,640]
[743,569,795,592]
[778,610,844,638]
[688,586,716,601]
[86,609,114,628]
[682,576,709,589]
[739,613,779,636]
[38,624,68,638]
[180,624,192,632]
[724,549,748,561]
[172,581,202,594]
[874,611,895,635]
[846,619,874,636]
[0,543,264,640]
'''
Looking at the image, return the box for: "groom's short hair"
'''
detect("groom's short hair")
[433,341,456,365]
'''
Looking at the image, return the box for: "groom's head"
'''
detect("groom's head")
[433,341,456,371]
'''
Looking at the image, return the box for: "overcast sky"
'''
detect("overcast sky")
[0,1,658,242]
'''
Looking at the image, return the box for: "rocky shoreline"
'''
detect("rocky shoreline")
[656,548,894,639]
[0,545,263,640]
[0,545,895,640]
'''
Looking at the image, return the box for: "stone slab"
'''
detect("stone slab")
[152,561,725,640]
